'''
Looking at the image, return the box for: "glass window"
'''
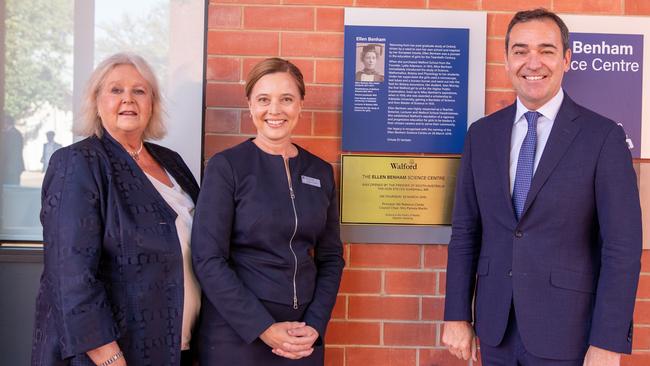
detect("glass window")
[94,0,170,83]
[1,0,204,242]
[1,0,74,242]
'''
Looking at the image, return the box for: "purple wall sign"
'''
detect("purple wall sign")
[563,32,643,157]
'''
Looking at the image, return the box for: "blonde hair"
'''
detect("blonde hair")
[76,52,166,140]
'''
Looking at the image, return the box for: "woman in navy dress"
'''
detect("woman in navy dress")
[31,53,201,366]
[192,58,344,365]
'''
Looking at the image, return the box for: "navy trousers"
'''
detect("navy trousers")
[480,306,584,366]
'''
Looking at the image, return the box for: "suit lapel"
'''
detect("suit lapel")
[148,144,199,204]
[493,104,518,220]
[520,96,581,219]
[101,132,177,219]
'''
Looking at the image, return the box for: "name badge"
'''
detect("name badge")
[301,175,321,188]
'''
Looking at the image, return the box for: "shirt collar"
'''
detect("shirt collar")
[514,88,564,124]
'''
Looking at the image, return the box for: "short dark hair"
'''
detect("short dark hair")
[360,44,380,61]
[505,8,570,54]
[245,58,305,100]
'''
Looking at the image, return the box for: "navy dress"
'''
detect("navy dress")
[192,140,344,365]
[31,131,199,366]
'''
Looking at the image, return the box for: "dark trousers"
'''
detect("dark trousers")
[480,306,584,366]
[181,350,193,366]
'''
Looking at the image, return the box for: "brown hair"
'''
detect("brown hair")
[76,52,166,140]
[505,8,570,54]
[245,58,305,100]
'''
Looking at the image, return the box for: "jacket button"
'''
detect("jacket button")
[515,231,523,238]
[507,270,512,277]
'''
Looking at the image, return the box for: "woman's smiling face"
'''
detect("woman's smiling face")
[97,64,153,139]
[248,72,303,145]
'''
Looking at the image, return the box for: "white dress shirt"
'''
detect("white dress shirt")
[145,170,201,351]
[509,89,565,194]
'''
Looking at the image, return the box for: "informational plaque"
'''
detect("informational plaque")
[341,155,460,225]
[343,27,469,153]
[342,8,486,154]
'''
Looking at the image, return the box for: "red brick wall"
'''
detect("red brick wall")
[204,1,650,365]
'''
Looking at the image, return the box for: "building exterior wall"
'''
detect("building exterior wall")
[204,1,650,365]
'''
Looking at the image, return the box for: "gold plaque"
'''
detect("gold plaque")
[341,155,461,225]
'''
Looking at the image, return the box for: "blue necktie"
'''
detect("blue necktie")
[512,111,540,220]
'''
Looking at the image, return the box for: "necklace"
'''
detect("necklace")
[128,141,144,161]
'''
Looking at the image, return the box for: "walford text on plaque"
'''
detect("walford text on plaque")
[341,155,460,225]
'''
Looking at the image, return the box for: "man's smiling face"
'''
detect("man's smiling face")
[505,18,571,110]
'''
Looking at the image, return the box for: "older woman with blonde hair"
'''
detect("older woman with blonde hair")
[31,52,200,366]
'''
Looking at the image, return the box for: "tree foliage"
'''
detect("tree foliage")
[4,0,170,126]
[4,0,73,122]
[95,3,169,82]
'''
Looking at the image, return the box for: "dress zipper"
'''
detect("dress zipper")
[284,158,299,310]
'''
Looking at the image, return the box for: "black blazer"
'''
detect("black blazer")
[31,130,199,365]
[191,140,344,349]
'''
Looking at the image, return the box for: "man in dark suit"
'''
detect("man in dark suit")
[1,114,25,185]
[442,8,642,366]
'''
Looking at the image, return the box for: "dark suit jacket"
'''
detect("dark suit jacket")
[191,140,344,361]
[31,130,199,366]
[444,94,642,360]
[1,126,25,184]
